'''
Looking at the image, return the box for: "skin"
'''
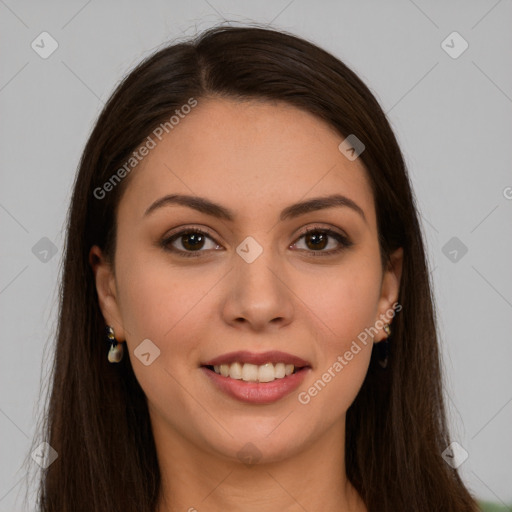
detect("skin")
[90,97,403,512]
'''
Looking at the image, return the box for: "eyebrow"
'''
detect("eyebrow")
[144,193,367,224]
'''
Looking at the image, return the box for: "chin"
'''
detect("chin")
[204,429,307,466]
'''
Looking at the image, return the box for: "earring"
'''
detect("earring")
[377,323,392,369]
[106,326,124,363]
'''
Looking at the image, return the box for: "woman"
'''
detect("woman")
[31,24,479,511]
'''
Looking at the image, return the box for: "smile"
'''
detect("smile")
[200,350,312,403]
[205,362,300,383]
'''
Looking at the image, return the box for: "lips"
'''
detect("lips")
[200,365,311,404]
[200,350,312,404]
[201,350,311,368]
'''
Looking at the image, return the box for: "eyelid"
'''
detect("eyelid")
[161,223,352,257]
[295,224,348,240]
[164,224,217,240]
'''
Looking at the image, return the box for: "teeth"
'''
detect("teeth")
[258,363,275,383]
[229,362,243,380]
[275,363,286,379]
[242,363,258,382]
[211,362,299,382]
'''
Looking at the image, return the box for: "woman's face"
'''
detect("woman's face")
[92,97,402,464]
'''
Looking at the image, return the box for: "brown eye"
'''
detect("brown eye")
[292,227,352,256]
[304,231,329,250]
[179,232,207,251]
[162,228,220,257]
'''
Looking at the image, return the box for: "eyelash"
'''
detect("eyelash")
[160,226,353,258]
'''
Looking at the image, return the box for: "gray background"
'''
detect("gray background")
[1,0,511,510]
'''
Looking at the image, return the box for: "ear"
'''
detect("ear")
[89,245,126,341]
[374,247,403,342]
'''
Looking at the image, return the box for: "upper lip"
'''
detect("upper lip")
[201,350,311,368]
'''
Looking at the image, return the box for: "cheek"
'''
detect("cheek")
[115,241,382,361]
[113,252,216,414]
[293,255,382,347]
[291,257,381,410]
[114,249,222,360]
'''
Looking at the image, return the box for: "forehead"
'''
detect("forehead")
[118,97,376,229]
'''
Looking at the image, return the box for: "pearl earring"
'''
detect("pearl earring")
[106,326,124,363]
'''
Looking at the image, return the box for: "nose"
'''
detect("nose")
[221,243,295,332]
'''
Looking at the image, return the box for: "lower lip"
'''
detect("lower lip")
[200,366,310,404]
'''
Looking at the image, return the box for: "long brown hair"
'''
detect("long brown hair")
[26,23,479,511]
